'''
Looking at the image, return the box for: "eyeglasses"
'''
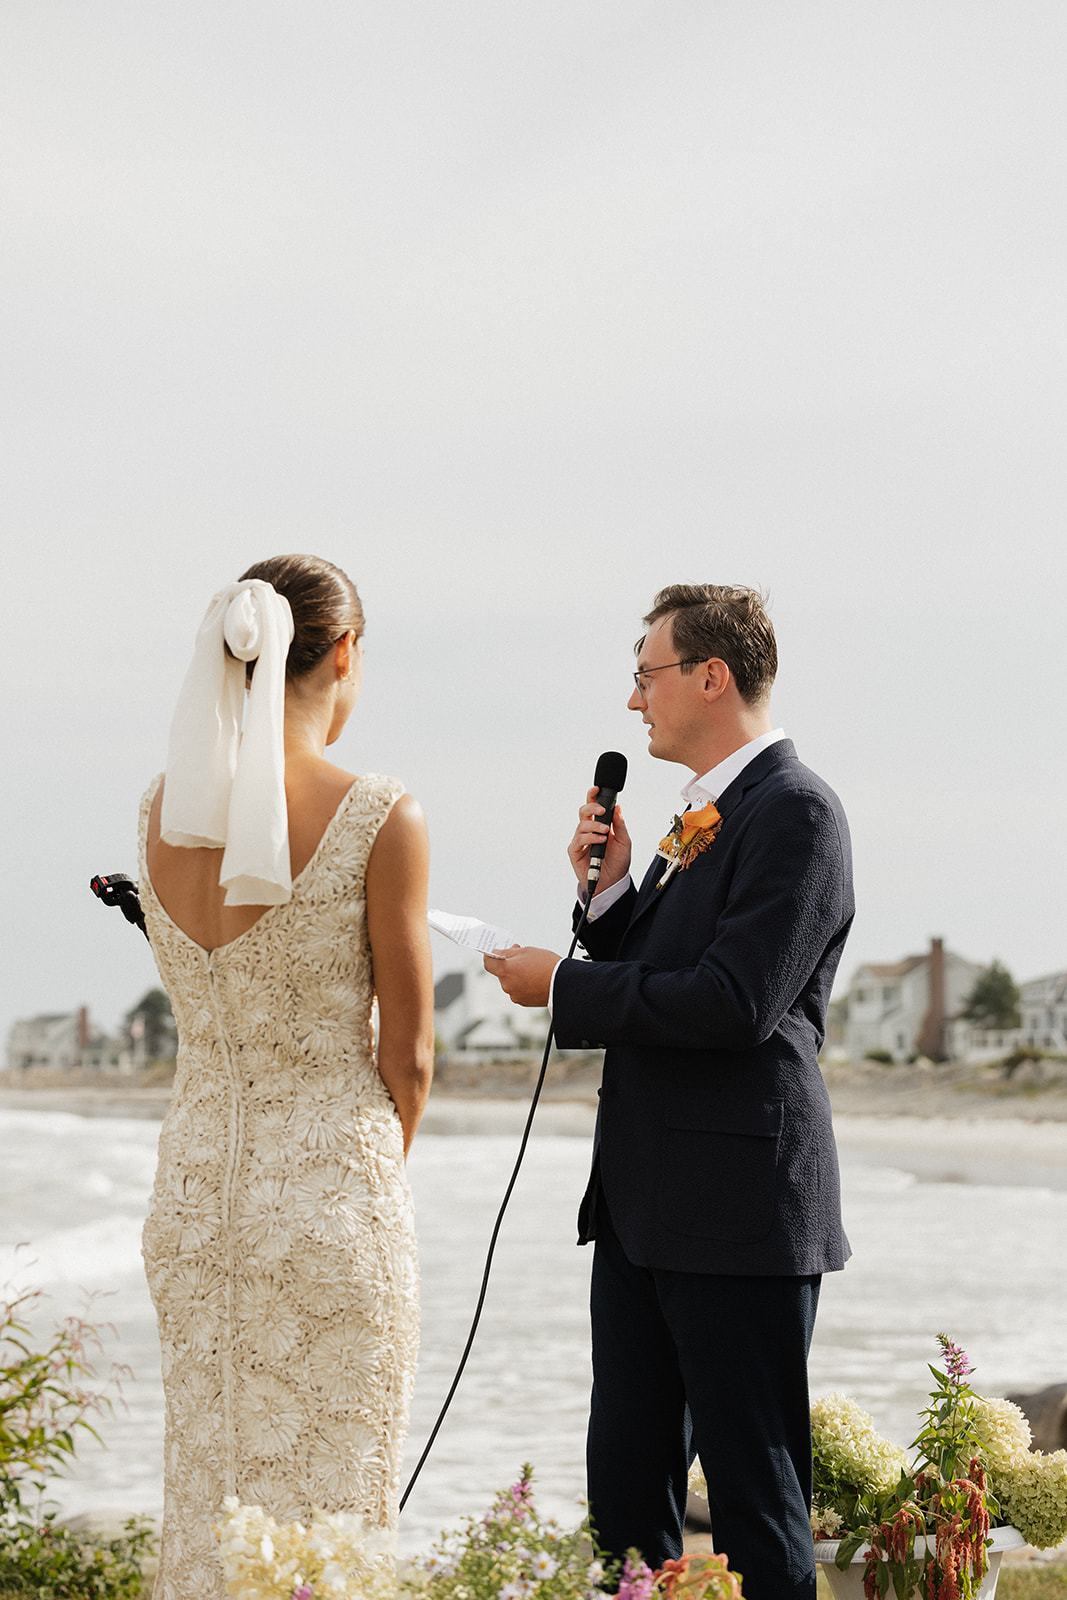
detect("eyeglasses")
[631,658,707,697]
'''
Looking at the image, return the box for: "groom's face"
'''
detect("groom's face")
[628,615,708,768]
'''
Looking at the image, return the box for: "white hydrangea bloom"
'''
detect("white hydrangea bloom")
[993,1450,1067,1550]
[811,1394,909,1492]
[810,1504,843,1537]
[971,1395,1032,1475]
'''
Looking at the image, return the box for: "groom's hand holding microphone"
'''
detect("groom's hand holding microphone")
[483,754,629,1007]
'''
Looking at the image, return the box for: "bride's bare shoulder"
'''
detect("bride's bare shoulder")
[287,756,358,812]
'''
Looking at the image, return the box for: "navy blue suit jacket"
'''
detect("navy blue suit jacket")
[552,739,853,1278]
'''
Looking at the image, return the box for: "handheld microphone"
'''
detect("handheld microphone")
[586,750,628,895]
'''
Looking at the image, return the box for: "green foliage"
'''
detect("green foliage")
[124,988,176,1063]
[0,1511,154,1599]
[0,1291,115,1514]
[961,961,1022,1031]
[0,1289,153,1597]
[863,1048,896,1065]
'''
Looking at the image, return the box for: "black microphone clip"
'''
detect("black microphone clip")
[91,872,149,939]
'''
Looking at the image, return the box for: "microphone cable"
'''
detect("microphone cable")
[399,895,592,1513]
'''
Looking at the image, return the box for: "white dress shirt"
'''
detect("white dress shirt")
[548,728,787,1011]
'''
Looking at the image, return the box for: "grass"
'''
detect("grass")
[816,1564,1067,1596]
[999,1572,1067,1597]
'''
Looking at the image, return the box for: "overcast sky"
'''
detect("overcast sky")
[2,2,1065,1045]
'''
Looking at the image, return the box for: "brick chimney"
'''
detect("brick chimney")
[915,937,948,1061]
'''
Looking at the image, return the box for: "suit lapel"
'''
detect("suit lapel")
[714,737,797,821]
[625,740,799,933]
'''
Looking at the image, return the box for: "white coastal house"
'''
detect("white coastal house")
[952,969,1067,1062]
[5,1007,132,1074]
[433,958,550,1055]
[1017,971,1067,1053]
[843,938,982,1063]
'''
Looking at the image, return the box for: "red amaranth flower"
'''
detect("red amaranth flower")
[656,1556,690,1600]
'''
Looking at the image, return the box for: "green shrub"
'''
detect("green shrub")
[0,1511,154,1598]
[0,1288,155,1596]
[863,1048,896,1066]
[0,1289,115,1514]
[1001,1048,1049,1077]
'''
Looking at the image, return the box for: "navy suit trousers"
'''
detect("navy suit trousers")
[587,1201,820,1600]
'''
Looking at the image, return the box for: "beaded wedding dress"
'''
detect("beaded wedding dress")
[138,773,419,1600]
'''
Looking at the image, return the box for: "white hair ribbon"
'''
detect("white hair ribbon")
[160,579,296,905]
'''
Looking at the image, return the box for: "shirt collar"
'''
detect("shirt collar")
[682,728,787,807]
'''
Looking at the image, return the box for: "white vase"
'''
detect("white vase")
[813,1525,1026,1599]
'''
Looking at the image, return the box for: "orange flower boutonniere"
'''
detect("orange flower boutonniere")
[655,801,722,889]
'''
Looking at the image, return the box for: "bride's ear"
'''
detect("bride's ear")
[333,630,356,682]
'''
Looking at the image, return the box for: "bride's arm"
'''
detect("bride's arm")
[366,793,435,1156]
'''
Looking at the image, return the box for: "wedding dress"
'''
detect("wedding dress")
[138,773,419,1600]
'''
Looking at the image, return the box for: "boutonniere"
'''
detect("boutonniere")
[655,801,722,889]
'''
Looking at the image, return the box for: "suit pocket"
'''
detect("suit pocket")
[658,1097,783,1244]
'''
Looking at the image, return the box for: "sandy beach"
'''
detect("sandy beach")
[5,1051,1067,1123]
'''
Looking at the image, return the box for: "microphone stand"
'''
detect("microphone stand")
[399,895,594,1513]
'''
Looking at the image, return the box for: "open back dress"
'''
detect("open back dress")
[138,772,418,1600]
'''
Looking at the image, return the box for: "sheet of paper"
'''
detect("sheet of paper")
[427,908,519,954]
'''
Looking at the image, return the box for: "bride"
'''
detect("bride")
[137,554,434,1599]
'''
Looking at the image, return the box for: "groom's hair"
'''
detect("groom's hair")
[639,584,777,705]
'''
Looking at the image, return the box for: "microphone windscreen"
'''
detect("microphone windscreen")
[593,751,628,794]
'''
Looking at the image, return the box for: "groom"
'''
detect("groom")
[484,584,853,1599]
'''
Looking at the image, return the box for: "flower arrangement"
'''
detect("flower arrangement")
[807,1334,1067,1598]
[216,1499,396,1600]
[414,1467,606,1600]
[218,1467,746,1600]
[416,1469,743,1600]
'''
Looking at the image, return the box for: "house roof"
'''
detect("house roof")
[1020,971,1067,1001]
[859,956,927,980]
[433,972,465,1011]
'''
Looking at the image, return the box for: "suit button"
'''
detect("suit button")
[580,1039,591,1048]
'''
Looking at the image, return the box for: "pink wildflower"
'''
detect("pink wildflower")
[618,1555,655,1600]
[509,1477,533,1519]
[936,1334,972,1385]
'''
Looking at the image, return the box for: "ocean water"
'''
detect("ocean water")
[2,1103,1066,1558]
